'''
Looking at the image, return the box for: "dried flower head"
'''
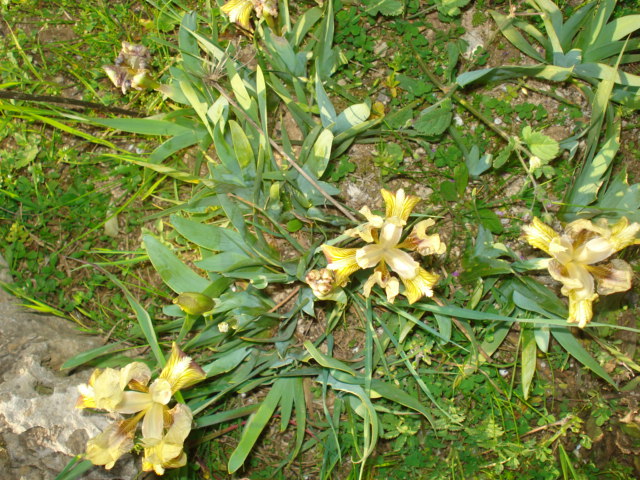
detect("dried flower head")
[103,42,156,94]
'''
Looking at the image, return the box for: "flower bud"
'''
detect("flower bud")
[172,292,214,315]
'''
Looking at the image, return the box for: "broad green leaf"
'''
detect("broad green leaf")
[203,347,250,376]
[170,214,250,254]
[477,208,503,234]
[465,144,492,177]
[87,117,191,136]
[315,74,337,128]
[370,379,434,424]
[520,327,537,400]
[230,120,254,169]
[534,325,551,353]
[61,342,122,370]
[414,99,452,137]
[304,340,357,376]
[54,458,94,480]
[521,126,560,161]
[307,128,334,177]
[178,11,204,76]
[454,162,469,196]
[143,234,211,293]
[148,130,206,164]
[291,7,323,46]
[594,170,640,223]
[457,64,573,87]
[228,379,286,473]
[551,326,616,386]
[180,80,214,139]
[335,103,370,135]
[598,15,640,43]
[489,10,545,62]
[315,0,340,80]
[575,62,640,87]
[562,121,620,219]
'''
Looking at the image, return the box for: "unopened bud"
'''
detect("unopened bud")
[173,292,214,315]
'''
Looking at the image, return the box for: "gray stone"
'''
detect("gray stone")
[0,255,138,480]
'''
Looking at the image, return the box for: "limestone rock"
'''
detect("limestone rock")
[0,255,137,479]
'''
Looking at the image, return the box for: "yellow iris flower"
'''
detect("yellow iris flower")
[77,343,206,472]
[142,404,193,475]
[321,189,445,304]
[523,216,639,328]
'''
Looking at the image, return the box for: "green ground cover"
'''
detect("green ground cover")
[1,0,640,478]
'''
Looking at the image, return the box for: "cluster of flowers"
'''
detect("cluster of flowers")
[313,189,446,304]
[77,343,206,474]
[310,188,639,329]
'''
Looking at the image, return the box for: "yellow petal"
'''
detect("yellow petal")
[356,244,386,270]
[523,217,559,256]
[85,419,135,469]
[142,404,192,474]
[221,0,254,30]
[383,248,420,280]
[120,362,151,390]
[381,189,420,223]
[116,391,152,414]
[362,264,400,303]
[77,368,124,411]
[322,245,361,286]
[399,219,446,255]
[589,259,633,296]
[142,402,167,446]
[159,343,207,393]
[567,291,598,328]
[609,217,640,252]
[401,267,439,304]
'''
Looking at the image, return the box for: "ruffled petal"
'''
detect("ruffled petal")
[523,217,559,256]
[220,0,254,29]
[381,188,420,224]
[322,245,361,286]
[362,264,400,303]
[120,362,151,390]
[401,267,439,304]
[399,219,446,255]
[589,259,633,296]
[159,343,206,393]
[609,217,640,252]
[77,368,123,411]
[85,419,136,469]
